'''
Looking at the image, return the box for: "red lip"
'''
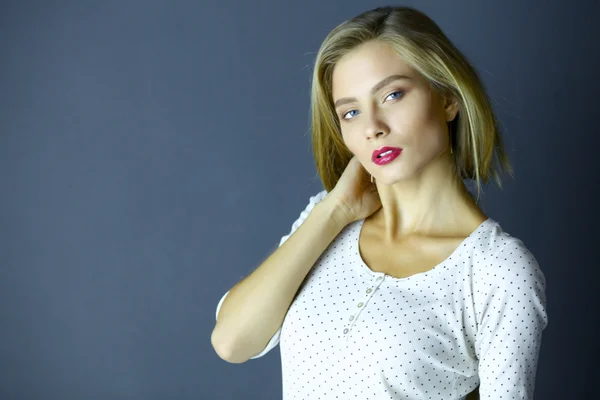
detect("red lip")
[372,146,403,162]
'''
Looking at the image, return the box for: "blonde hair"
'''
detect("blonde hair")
[309,6,513,201]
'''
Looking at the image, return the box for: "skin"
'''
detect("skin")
[331,39,488,244]
[332,39,483,399]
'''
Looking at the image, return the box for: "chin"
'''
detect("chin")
[377,161,429,183]
[374,172,411,185]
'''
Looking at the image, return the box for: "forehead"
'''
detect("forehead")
[332,41,417,97]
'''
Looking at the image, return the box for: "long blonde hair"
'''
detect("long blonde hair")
[309,6,513,201]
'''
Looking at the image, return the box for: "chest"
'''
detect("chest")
[358,225,465,279]
[280,255,478,396]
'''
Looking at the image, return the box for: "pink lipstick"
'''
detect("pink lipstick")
[372,146,402,165]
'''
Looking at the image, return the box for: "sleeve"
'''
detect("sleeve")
[473,238,549,399]
[215,189,329,359]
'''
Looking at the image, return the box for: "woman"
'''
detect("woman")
[212,6,548,400]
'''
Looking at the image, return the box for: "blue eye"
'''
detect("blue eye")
[341,91,405,120]
[342,110,359,120]
[386,91,404,101]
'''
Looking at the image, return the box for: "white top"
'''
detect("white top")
[215,190,548,400]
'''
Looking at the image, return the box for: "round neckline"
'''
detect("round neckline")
[351,217,493,283]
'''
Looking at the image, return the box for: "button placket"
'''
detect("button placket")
[344,275,384,341]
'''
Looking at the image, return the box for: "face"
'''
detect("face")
[331,40,458,185]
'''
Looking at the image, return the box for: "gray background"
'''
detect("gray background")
[1,0,598,399]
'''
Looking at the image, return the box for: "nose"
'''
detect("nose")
[364,111,389,140]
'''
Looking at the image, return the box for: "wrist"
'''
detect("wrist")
[318,196,351,229]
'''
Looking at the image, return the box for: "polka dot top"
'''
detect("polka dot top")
[215,190,549,399]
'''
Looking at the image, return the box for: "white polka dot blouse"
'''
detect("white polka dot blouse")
[215,189,548,399]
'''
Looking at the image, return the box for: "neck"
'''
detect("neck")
[370,153,487,243]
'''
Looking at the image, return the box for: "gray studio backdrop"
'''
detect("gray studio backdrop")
[1,0,598,399]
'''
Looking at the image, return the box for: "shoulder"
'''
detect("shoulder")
[471,218,520,257]
[472,220,546,292]
[471,224,549,338]
[487,238,542,279]
[472,219,537,266]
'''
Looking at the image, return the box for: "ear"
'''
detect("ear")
[444,96,459,122]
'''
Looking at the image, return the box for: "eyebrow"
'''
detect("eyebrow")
[333,74,412,109]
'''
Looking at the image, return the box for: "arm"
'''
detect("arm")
[211,190,348,363]
[473,239,548,399]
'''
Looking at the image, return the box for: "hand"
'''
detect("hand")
[326,155,382,225]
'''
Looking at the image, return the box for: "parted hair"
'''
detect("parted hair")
[309,5,513,201]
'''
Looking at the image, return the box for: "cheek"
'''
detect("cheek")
[392,109,445,147]
[410,127,447,153]
[394,92,441,129]
[340,129,360,151]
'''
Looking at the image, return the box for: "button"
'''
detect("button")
[349,315,355,321]
[357,302,364,308]
[376,276,383,280]
[366,288,372,294]
[343,328,349,334]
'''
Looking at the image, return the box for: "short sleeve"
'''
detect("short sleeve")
[215,189,328,359]
[473,239,549,399]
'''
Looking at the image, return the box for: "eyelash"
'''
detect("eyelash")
[340,90,405,121]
